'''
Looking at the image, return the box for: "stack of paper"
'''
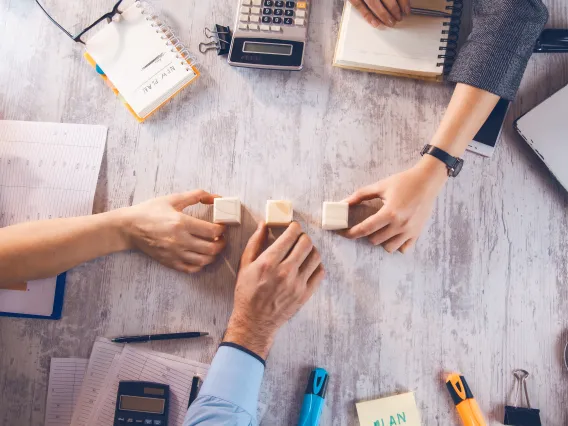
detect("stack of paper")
[45,338,268,426]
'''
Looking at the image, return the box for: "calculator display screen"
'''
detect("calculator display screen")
[119,395,165,414]
[242,41,293,56]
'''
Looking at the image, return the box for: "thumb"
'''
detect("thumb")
[240,222,268,268]
[342,180,387,205]
[166,190,218,211]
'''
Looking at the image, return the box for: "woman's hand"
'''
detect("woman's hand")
[342,156,448,253]
[119,190,226,273]
[348,0,410,27]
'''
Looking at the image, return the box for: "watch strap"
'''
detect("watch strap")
[420,145,463,177]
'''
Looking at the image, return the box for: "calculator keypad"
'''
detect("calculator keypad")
[238,0,307,32]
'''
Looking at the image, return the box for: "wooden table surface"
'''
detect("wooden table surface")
[1,0,568,424]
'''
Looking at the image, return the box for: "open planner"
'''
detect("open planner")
[84,1,199,122]
[0,120,107,319]
[334,0,462,81]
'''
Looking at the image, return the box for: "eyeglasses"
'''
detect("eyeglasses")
[35,0,124,44]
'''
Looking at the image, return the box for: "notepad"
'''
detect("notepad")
[45,359,89,426]
[334,0,460,81]
[85,2,199,121]
[0,120,107,319]
[356,392,421,426]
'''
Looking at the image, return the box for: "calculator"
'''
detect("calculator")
[114,381,169,425]
[228,0,309,70]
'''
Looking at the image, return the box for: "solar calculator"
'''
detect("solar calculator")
[228,0,309,70]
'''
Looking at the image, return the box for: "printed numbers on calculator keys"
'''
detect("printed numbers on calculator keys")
[238,0,308,31]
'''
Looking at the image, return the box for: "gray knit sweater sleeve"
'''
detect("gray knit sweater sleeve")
[448,0,549,101]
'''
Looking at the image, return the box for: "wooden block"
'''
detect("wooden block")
[213,197,241,224]
[266,200,293,226]
[322,201,349,230]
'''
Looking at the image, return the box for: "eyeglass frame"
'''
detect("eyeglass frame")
[34,0,125,44]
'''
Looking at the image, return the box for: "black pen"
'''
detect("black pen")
[188,376,201,408]
[111,331,209,343]
[410,7,452,19]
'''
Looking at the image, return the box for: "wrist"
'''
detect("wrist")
[415,154,450,186]
[224,314,275,360]
[104,208,135,251]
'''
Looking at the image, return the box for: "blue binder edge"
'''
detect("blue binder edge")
[0,272,67,320]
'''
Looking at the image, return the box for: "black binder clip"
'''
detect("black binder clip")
[504,369,541,426]
[199,25,232,56]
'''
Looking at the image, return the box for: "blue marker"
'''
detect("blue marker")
[297,368,329,426]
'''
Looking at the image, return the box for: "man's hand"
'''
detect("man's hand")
[342,156,448,253]
[349,0,410,27]
[119,190,226,273]
[224,222,325,359]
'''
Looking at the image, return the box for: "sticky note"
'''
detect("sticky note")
[356,392,421,426]
[213,197,241,224]
[265,200,293,226]
[322,201,349,230]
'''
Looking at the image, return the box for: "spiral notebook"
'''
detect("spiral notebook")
[333,0,461,81]
[84,1,199,122]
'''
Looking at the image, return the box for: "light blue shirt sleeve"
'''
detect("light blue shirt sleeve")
[183,345,265,426]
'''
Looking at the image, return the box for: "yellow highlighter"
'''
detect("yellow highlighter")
[445,373,487,426]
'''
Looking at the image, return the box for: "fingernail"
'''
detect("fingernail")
[388,18,395,26]
[371,19,380,27]
[405,6,411,14]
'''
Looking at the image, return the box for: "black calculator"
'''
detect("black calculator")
[114,381,169,425]
[228,0,309,70]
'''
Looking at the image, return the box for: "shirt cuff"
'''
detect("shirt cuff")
[199,345,265,418]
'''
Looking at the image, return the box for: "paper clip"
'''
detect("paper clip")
[199,25,232,55]
[504,369,541,425]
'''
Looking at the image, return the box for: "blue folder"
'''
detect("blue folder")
[0,273,67,320]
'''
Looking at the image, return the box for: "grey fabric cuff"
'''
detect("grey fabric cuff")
[448,40,529,101]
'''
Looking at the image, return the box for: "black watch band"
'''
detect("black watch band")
[420,144,464,177]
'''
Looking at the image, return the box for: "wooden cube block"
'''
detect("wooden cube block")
[322,201,349,230]
[265,200,293,226]
[213,197,241,224]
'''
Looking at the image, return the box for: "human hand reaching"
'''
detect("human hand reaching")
[342,156,448,253]
[224,222,325,359]
[119,190,226,273]
[348,0,410,27]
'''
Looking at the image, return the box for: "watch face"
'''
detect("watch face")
[452,159,464,176]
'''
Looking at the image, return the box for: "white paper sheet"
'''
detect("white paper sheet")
[0,120,107,317]
[45,358,89,426]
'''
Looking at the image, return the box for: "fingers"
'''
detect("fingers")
[399,238,416,254]
[342,209,390,239]
[261,222,304,264]
[166,189,219,211]
[180,214,225,240]
[381,233,408,253]
[241,222,269,268]
[185,235,226,256]
[299,249,322,281]
[398,0,411,15]
[343,181,385,205]
[171,261,203,274]
[179,251,216,268]
[302,264,325,303]
[349,0,381,27]
[365,0,397,26]
[285,233,313,268]
[368,225,398,246]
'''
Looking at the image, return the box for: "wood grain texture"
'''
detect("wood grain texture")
[1,0,568,424]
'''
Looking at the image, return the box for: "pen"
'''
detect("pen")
[410,7,452,19]
[111,331,208,343]
[188,376,201,408]
[446,373,487,426]
[297,368,329,426]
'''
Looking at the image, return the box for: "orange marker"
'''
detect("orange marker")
[446,373,487,426]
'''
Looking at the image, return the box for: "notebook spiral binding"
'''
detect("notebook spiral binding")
[136,1,200,72]
[437,0,463,74]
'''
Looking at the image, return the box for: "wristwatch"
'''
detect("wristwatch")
[420,144,464,177]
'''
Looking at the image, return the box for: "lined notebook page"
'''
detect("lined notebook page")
[86,346,206,426]
[45,358,89,426]
[335,0,450,76]
[70,338,124,426]
[85,2,197,118]
[0,120,106,316]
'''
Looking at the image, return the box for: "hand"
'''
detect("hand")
[342,156,448,253]
[348,0,410,27]
[224,222,325,359]
[119,190,226,273]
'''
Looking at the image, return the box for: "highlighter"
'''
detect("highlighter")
[446,373,487,426]
[297,368,329,426]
